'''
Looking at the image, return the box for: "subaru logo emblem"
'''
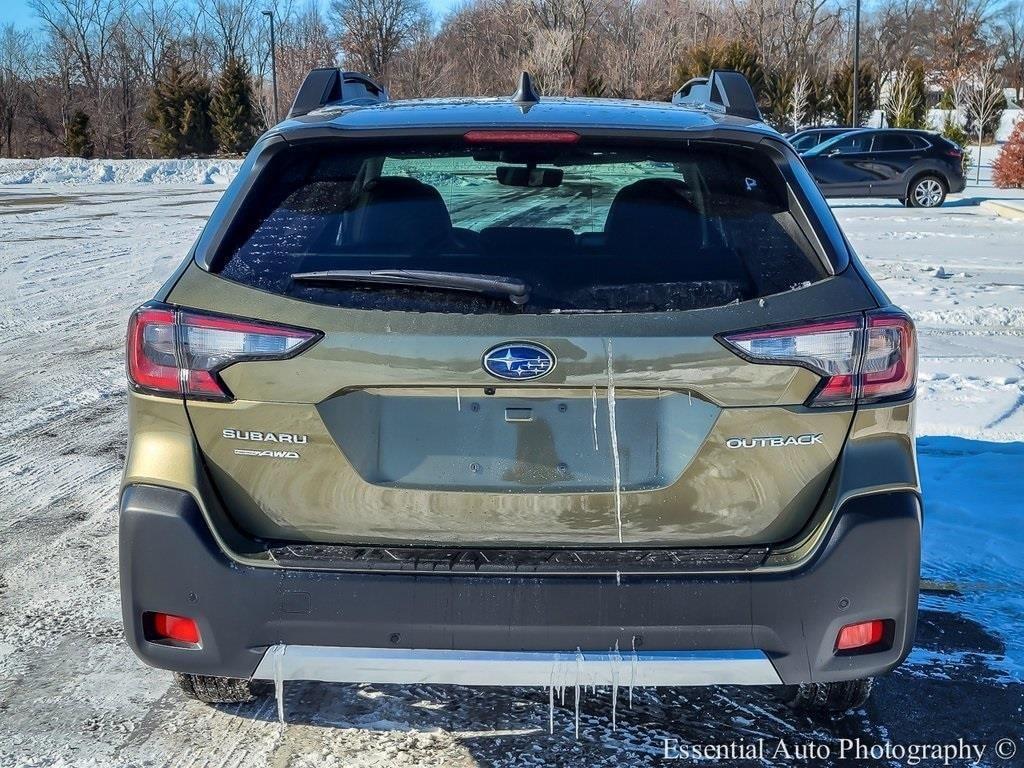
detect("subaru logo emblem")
[483,342,555,381]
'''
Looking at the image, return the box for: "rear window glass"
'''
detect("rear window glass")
[214,140,826,314]
[872,133,916,151]
[826,133,871,154]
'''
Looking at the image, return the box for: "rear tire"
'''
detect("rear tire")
[908,175,946,208]
[174,672,264,704]
[779,678,874,714]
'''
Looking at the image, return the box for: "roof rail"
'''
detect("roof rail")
[287,69,389,119]
[672,69,761,122]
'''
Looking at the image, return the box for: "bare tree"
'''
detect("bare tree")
[930,0,991,87]
[884,63,922,127]
[329,0,430,86]
[864,0,929,80]
[131,0,180,83]
[599,0,682,99]
[527,0,606,91]
[3,0,1016,158]
[963,55,1004,182]
[30,0,127,100]
[788,69,810,131]
[994,1,1024,102]
[198,0,260,65]
[729,0,843,75]
[108,17,148,156]
[0,25,33,157]
[269,0,338,117]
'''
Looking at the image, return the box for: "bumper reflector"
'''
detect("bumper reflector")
[149,612,201,645]
[836,619,885,651]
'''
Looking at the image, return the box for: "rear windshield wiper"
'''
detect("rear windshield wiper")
[291,269,531,305]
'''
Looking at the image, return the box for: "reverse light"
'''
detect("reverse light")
[127,303,320,401]
[148,612,201,645]
[463,130,580,144]
[720,310,916,407]
[835,619,886,652]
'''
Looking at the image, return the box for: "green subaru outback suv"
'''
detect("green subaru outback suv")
[120,70,920,715]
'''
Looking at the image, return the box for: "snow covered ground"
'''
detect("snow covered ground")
[0,161,1022,766]
[0,157,242,186]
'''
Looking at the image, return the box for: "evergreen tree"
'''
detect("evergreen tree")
[761,69,794,128]
[941,113,972,177]
[211,57,261,154]
[146,56,215,157]
[580,73,606,98]
[907,61,928,128]
[65,111,94,158]
[829,64,877,127]
[992,119,1024,188]
[674,41,765,99]
[884,62,927,129]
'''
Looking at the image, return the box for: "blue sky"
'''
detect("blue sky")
[2,0,37,29]
[1,0,460,31]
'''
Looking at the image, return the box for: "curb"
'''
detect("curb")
[979,200,1024,220]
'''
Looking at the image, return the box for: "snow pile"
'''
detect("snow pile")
[0,157,242,186]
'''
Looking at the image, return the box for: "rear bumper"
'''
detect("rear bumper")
[948,173,967,194]
[252,646,783,687]
[119,485,920,687]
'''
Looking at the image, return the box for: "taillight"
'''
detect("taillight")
[127,303,320,400]
[463,130,580,144]
[719,309,916,406]
[861,311,916,403]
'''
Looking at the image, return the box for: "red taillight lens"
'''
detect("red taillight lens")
[150,612,201,645]
[463,130,580,144]
[720,310,916,406]
[861,311,917,402]
[127,307,178,393]
[127,303,319,400]
[835,619,886,651]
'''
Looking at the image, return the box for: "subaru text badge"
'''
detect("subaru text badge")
[483,342,555,381]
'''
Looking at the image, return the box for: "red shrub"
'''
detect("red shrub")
[992,119,1024,188]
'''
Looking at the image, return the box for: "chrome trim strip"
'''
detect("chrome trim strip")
[251,646,782,686]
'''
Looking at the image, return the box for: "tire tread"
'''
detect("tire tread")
[782,678,874,714]
[174,672,260,704]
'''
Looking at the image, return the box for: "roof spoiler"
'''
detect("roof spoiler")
[671,69,761,121]
[287,69,389,119]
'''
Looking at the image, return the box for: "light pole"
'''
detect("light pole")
[262,10,279,123]
[852,0,861,127]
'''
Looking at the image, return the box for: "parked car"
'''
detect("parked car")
[787,126,852,152]
[121,69,921,717]
[801,128,966,207]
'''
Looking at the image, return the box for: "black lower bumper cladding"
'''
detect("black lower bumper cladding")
[119,485,920,685]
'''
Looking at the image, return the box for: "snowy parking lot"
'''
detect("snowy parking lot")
[0,162,1022,767]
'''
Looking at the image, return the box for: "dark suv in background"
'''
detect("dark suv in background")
[801,128,966,207]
